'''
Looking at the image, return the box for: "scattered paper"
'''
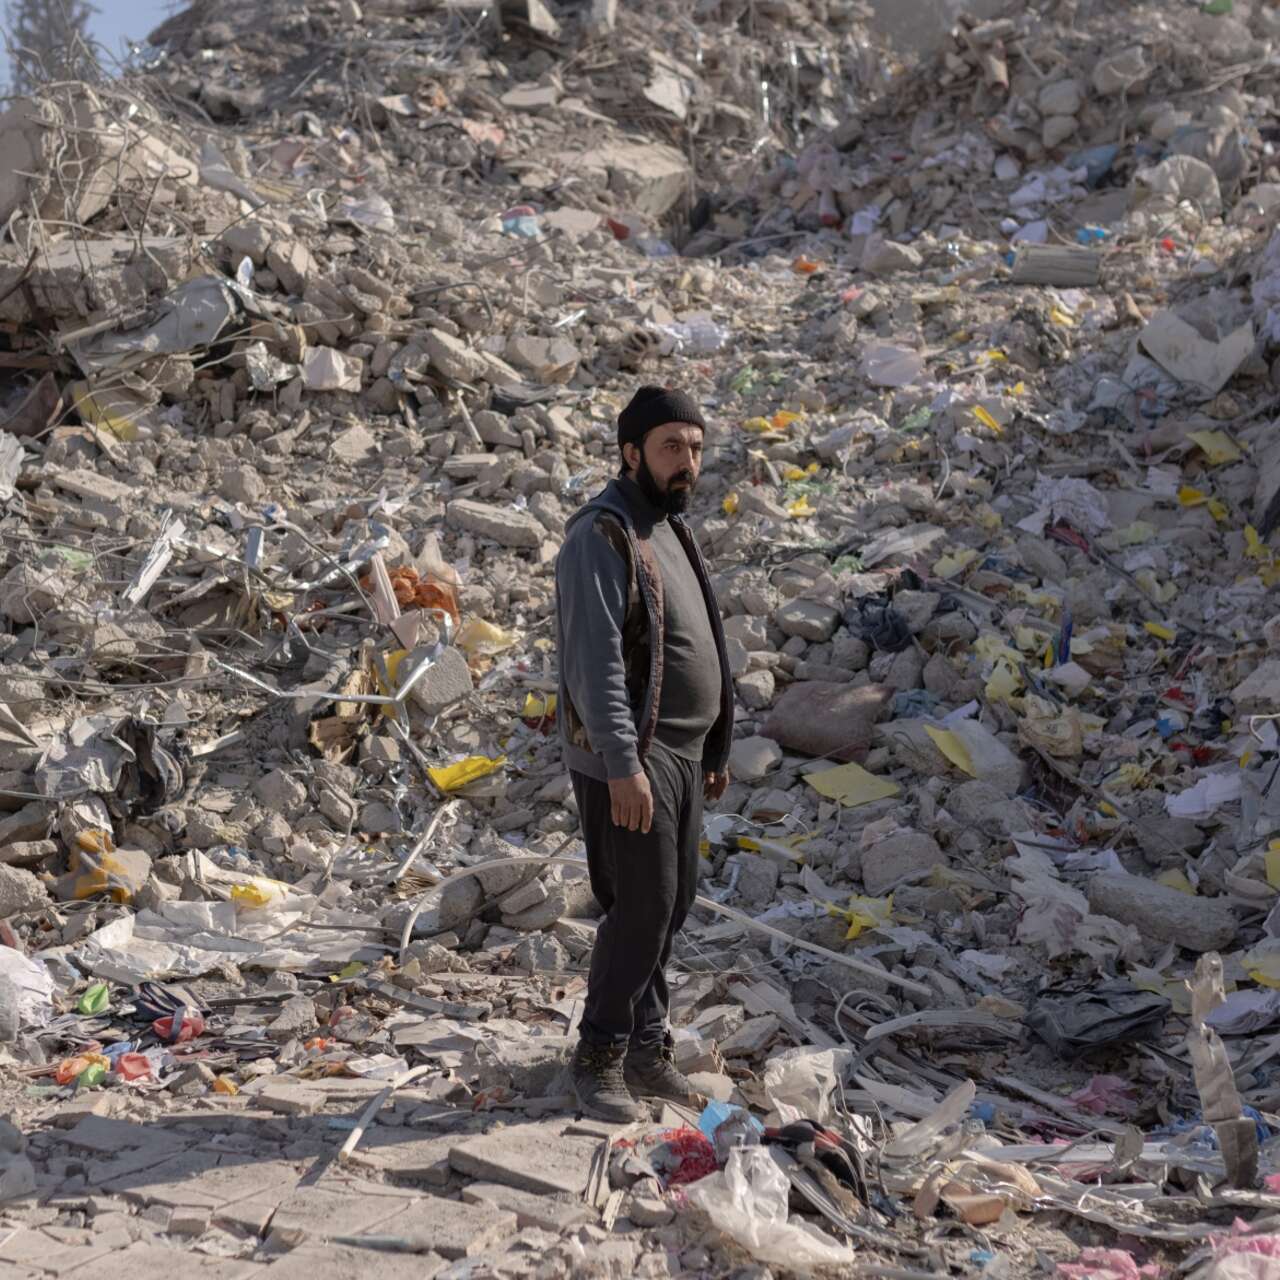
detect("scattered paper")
[805,761,900,805]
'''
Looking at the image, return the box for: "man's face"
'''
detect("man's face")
[626,422,703,515]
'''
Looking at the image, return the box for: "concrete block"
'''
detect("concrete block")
[448,1121,601,1196]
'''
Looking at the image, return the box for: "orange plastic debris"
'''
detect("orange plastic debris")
[359,565,460,623]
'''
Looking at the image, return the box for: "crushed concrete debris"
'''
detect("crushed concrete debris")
[3,0,1280,1276]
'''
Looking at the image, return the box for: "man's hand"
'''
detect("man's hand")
[704,769,730,802]
[609,771,654,833]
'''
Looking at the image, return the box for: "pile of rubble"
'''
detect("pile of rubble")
[4,0,1280,1275]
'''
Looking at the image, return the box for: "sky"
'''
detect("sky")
[4,0,175,86]
[86,0,174,66]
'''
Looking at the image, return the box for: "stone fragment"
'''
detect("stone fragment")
[1087,873,1237,952]
[1232,661,1280,713]
[510,932,570,972]
[504,334,580,384]
[892,590,940,633]
[252,769,307,815]
[775,599,839,641]
[0,863,49,916]
[724,852,779,906]
[1038,79,1083,116]
[0,560,68,623]
[718,1014,780,1057]
[861,831,945,895]
[330,422,377,463]
[723,614,769,650]
[725,636,750,677]
[1042,115,1077,149]
[885,647,924,692]
[0,839,57,867]
[861,234,923,275]
[502,885,569,931]
[407,645,473,715]
[425,328,487,382]
[569,141,691,220]
[736,669,775,710]
[266,239,320,295]
[728,735,781,782]
[0,665,43,722]
[945,780,1024,836]
[438,876,485,931]
[218,220,271,266]
[498,877,548,916]
[763,682,892,761]
[260,1081,321,1115]
[626,1193,674,1227]
[267,995,318,1041]
[1093,47,1149,95]
[1133,814,1205,865]
[219,463,263,506]
[447,499,545,549]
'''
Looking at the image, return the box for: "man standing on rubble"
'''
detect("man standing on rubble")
[555,385,735,1122]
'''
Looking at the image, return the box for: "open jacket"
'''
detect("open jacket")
[555,477,734,783]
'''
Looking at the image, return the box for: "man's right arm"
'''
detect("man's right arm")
[559,521,654,832]
[558,519,642,780]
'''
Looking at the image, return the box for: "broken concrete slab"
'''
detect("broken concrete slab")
[369,1197,519,1261]
[269,1184,420,1245]
[261,1244,445,1280]
[448,1120,601,1196]
[461,1182,595,1232]
[1086,873,1238,952]
[446,499,546,549]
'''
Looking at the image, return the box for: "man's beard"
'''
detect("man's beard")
[636,454,696,515]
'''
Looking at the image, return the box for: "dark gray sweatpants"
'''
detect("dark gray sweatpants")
[571,742,702,1049]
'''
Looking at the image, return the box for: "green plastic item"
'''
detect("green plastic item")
[76,982,109,1015]
[1203,0,1232,12]
[77,1064,107,1089]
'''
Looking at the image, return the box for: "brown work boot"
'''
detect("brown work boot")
[624,1041,704,1106]
[571,1041,648,1123]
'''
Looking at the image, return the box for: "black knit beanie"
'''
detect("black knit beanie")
[617,385,706,450]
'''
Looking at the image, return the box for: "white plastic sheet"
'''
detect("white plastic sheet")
[760,1046,851,1125]
[685,1147,854,1269]
[0,946,55,1031]
[1165,771,1243,818]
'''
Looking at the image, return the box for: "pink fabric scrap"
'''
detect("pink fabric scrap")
[1056,1247,1162,1280]
[1066,1074,1139,1116]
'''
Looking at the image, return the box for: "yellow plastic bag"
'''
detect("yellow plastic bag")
[521,692,557,720]
[933,548,980,579]
[428,755,506,792]
[455,618,518,659]
[58,831,150,904]
[839,895,894,941]
[230,877,289,909]
[68,381,141,441]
